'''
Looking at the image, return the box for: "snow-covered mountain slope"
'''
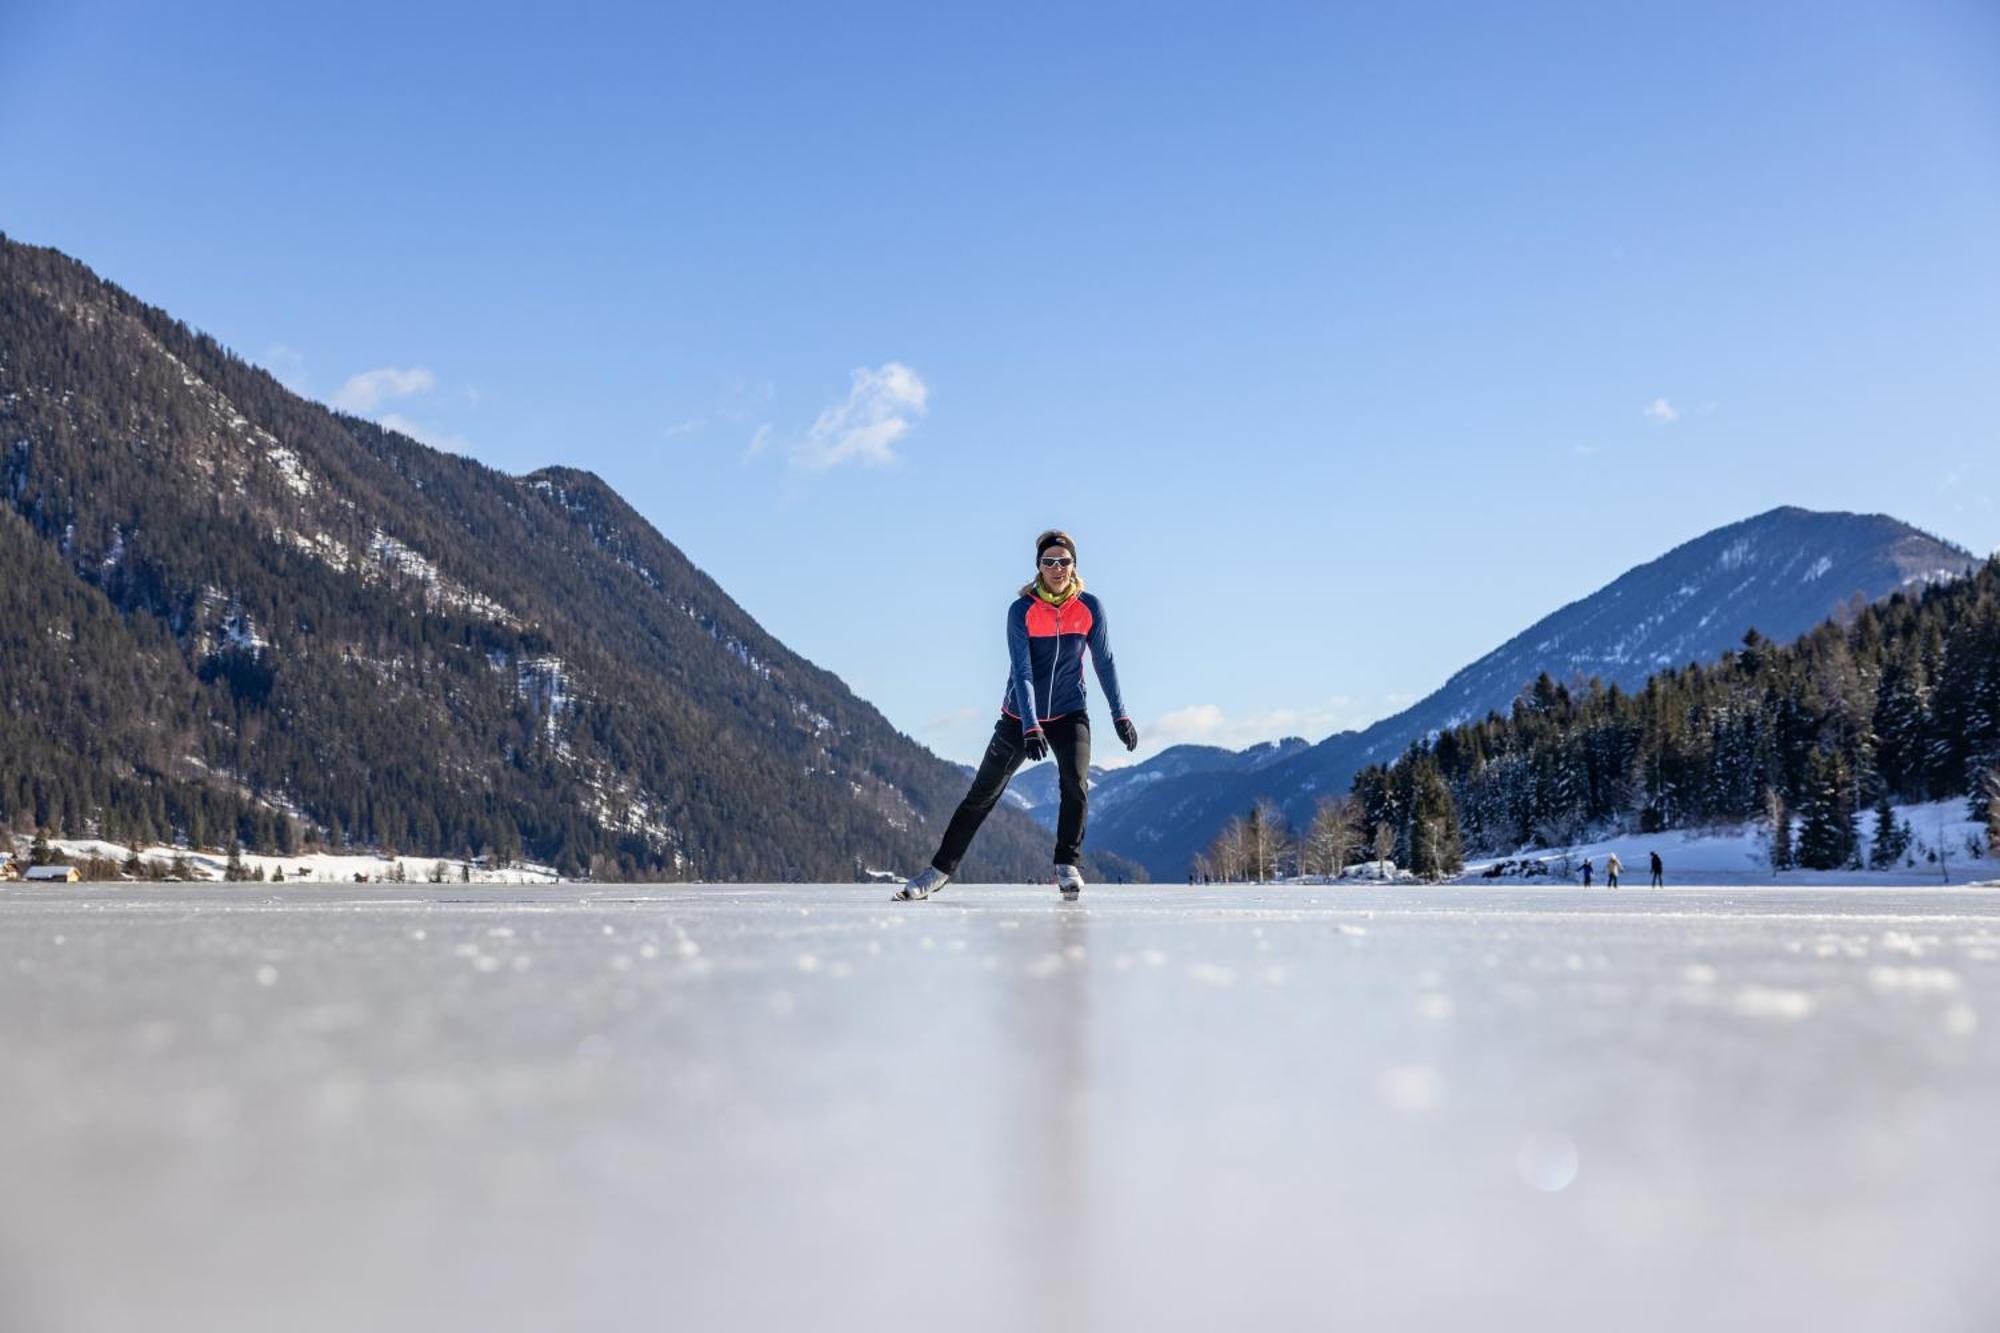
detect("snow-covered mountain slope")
[1093,507,1979,879]
[0,234,1072,882]
[1407,506,1969,740]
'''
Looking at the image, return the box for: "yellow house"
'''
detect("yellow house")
[24,865,82,883]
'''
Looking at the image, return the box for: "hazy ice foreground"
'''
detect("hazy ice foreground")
[3,882,1999,1333]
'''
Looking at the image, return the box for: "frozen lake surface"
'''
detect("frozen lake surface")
[4,881,1999,1333]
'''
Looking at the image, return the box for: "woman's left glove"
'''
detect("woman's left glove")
[1115,717,1139,751]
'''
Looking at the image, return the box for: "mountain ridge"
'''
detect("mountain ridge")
[1090,505,1978,878]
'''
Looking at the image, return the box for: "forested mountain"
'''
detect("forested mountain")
[0,233,1082,881]
[1092,508,1979,878]
[1358,557,2000,871]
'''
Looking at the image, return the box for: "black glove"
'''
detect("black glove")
[1023,729,1050,762]
[1115,717,1139,751]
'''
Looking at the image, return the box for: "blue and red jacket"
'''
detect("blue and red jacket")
[1000,590,1128,734]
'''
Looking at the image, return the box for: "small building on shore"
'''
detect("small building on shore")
[24,865,81,883]
[0,858,18,881]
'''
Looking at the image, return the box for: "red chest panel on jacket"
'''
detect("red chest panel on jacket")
[1025,598,1093,638]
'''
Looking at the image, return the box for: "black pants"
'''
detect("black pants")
[933,714,1091,874]
[1651,870,1664,887]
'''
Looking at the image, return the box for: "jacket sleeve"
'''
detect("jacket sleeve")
[1085,594,1129,720]
[1007,599,1042,732]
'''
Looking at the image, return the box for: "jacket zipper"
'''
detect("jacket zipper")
[1046,599,1063,728]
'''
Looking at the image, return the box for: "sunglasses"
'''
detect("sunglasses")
[1039,556,1074,568]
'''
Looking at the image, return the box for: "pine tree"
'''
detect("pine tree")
[1873,649,1929,798]
[1980,766,2000,858]
[1766,788,1793,873]
[1868,792,1910,869]
[1407,760,1463,881]
[1796,751,1858,870]
[1739,628,1768,674]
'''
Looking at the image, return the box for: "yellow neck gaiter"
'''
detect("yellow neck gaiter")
[1028,573,1084,605]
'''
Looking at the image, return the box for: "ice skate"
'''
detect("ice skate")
[894,866,950,901]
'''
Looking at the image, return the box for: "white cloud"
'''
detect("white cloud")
[333,367,437,413]
[1642,397,1680,423]
[1127,697,1360,761]
[792,362,929,471]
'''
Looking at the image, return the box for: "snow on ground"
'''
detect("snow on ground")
[1462,798,1997,887]
[13,837,558,884]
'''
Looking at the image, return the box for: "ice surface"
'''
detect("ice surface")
[3,881,2000,1333]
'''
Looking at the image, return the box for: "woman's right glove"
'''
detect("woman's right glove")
[1115,717,1139,751]
[1023,729,1050,762]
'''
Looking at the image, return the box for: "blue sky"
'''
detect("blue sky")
[5,1,1999,766]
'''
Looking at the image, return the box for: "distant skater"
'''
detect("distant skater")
[1650,850,1664,888]
[1581,858,1593,888]
[1605,852,1622,889]
[896,530,1138,902]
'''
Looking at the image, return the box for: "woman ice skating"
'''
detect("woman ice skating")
[1650,850,1664,887]
[897,530,1137,902]
[1606,852,1622,889]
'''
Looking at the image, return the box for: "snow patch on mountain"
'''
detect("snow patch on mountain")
[366,529,519,624]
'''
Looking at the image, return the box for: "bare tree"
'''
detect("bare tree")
[1304,794,1363,880]
[1208,817,1248,883]
[1371,822,1396,879]
[1533,809,1584,879]
[1248,799,1288,883]
[1419,818,1452,883]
